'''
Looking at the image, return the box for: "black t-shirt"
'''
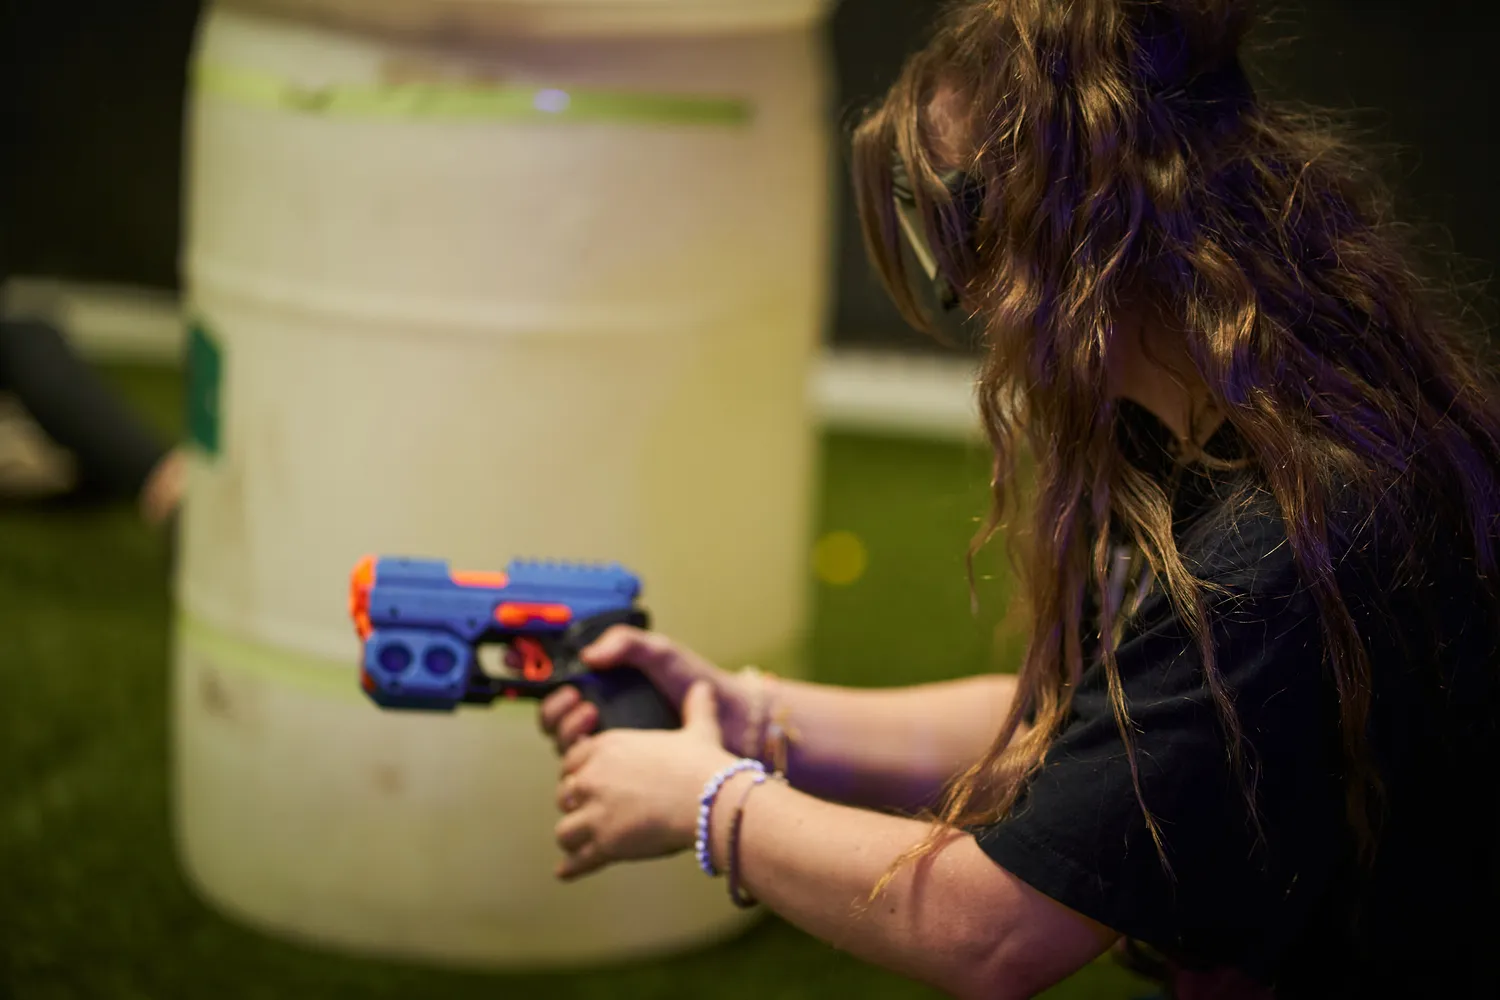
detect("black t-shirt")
[973,401,1500,998]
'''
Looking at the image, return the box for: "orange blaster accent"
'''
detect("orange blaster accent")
[451,569,510,589]
[350,555,377,640]
[512,638,554,682]
[495,603,573,628]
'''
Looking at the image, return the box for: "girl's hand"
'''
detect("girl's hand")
[537,626,749,755]
[552,681,738,880]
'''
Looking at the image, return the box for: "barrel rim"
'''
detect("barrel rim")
[212,0,839,43]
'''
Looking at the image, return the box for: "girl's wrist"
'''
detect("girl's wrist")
[708,769,764,874]
[726,667,768,761]
[709,768,787,903]
[692,756,764,874]
[680,748,742,848]
[726,666,798,777]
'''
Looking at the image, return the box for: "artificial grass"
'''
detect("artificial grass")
[0,364,1155,1000]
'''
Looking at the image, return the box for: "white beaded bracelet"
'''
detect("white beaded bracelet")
[695,758,766,877]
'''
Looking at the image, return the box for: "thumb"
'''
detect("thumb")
[681,681,721,739]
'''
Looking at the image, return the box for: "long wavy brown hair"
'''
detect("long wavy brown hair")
[851,0,1500,882]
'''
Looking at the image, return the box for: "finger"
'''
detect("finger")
[556,840,609,882]
[555,702,600,751]
[680,680,720,737]
[560,735,597,777]
[580,625,683,671]
[554,806,597,853]
[555,774,585,814]
[539,686,582,736]
[579,624,647,667]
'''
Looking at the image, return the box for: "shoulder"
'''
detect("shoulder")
[1169,471,1408,606]
[1178,469,1491,616]
[1117,478,1327,710]
[1130,476,1306,633]
[1180,479,1300,596]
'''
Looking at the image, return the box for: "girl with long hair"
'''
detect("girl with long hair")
[539,1,1500,995]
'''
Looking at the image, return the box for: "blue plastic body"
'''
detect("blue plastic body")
[355,556,645,711]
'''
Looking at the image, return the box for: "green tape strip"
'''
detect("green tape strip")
[194,62,753,126]
[176,614,372,704]
[175,613,807,705]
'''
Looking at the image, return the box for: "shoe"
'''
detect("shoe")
[0,392,80,505]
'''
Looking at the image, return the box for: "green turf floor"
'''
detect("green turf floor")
[0,365,1156,1000]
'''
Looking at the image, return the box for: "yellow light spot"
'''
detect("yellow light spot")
[813,531,868,587]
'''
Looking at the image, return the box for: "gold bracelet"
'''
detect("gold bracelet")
[762,674,800,779]
[737,666,769,764]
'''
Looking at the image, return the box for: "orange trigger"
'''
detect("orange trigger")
[513,638,554,683]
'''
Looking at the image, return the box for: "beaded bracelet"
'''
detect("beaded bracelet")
[695,758,765,877]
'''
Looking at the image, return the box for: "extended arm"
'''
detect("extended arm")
[748,673,1021,813]
[551,627,1024,816]
[706,772,1116,999]
[552,663,1106,999]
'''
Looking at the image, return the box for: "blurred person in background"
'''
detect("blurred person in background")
[538,0,1500,997]
[0,306,183,526]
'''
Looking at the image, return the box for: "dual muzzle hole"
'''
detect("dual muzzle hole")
[378,642,459,677]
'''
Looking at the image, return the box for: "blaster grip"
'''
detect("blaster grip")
[561,608,680,731]
[573,668,681,731]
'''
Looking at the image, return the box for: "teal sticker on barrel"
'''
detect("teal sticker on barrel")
[186,320,223,457]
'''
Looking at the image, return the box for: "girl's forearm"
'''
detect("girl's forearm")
[705,773,1107,1000]
[741,673,1019,813]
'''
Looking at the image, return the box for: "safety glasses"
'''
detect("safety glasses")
[888,152,984,346]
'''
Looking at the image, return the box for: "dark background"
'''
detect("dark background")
[1,0,1495,351]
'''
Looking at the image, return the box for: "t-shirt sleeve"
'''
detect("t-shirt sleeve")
[971,516,1345,975]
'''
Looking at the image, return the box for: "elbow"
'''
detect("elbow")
[949,926,1119,1000]
[950,969,1021,1000]
[947,916,1093,1000]
[909,836,1107,999]
[942,928,1031,1000]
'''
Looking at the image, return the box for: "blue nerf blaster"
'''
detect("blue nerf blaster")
[349,555,679,730]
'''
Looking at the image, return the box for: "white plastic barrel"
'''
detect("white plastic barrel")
[173,0,833,968]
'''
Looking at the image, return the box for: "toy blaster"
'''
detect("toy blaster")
[349,555,680,730]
